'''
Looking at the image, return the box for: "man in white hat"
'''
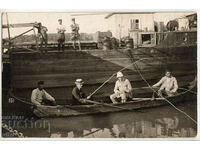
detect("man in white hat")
[110,72,132,103]
[72,79,90,105]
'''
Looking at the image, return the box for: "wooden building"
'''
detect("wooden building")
[105,12,196,48]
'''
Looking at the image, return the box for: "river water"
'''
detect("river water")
[2,99,197,138]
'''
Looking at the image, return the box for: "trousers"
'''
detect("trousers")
[110,91,132,103]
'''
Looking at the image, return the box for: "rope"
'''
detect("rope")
[133,63,197,124]
[88,57,153,97]
[9,92,50,116]
[125,49,197,124]
[178,87,197,95]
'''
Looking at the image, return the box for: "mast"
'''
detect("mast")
[5,13,13,91]
[6,13,11,46]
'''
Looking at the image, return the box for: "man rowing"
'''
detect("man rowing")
[31,81,56,106]
[110,72,133,104]
[72,79,91,105]
[152,70,178,97]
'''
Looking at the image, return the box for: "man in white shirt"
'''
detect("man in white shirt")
[31,81,56,106]
[110,72,133,103]
[57,19,66,52]
[152,70,178,97]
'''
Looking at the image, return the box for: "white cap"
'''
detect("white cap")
[75,78,84,84]
[117,72,123,78]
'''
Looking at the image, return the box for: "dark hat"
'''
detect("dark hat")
[72,18,75,21]
[58,19,62,21]
[38,81,44,85]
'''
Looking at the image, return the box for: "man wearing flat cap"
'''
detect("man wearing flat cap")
[70,18,81,50]
[31,81,56,106]
[72,79,90,105]
[57,19,66,52]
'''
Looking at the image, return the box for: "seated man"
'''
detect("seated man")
[152,70,178,97]
[31,81,56,106]
[110,71,132,104]
[72,79,90,105]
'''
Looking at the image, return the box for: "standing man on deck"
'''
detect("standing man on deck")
[35,22,48,52]
[70,18,81,50]
[38,23,48,51]
[72,79,90,105]
[152,70,178,97]
[57,19,66,52]
[110,72,133,104]
[31,81,56,106]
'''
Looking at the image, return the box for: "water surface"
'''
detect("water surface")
[3,100,196,138]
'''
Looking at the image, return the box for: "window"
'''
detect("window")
[130,19,139,30]
[142,34,151,44]
[141,33,156,46]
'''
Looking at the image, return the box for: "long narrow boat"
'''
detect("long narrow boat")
[30,89,195,118]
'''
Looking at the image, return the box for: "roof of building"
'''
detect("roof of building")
[185,13,197,17]
[105,12,155,19]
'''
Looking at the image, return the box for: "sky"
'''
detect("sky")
[2,12,110,38]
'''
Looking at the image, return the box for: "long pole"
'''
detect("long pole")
[6,12,12,55]
[10,28,33,41]
[6,13,11,42]
[5,13,13,90]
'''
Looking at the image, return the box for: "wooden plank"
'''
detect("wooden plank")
[2,23,35,28]
[11,72,195,88]
[132,98,164,101]
[11,55,196,75]
[12,69,195,81]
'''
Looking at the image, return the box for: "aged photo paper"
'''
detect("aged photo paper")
[1,11,197,138]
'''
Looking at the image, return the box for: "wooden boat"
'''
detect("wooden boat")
[30,88,195,118]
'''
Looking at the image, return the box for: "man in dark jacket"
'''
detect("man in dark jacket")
[72,79,91,105]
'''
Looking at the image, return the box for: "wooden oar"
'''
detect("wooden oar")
[85,99,132,111]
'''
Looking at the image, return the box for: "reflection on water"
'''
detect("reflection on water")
[48,117,196,138]
[3,101,197,138]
